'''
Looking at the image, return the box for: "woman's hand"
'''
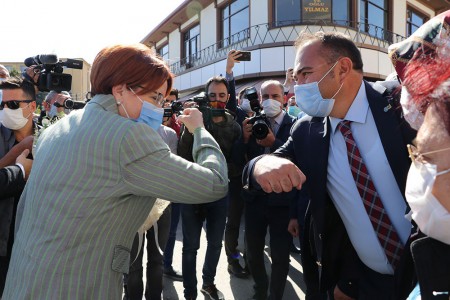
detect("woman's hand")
[177,108,204,133]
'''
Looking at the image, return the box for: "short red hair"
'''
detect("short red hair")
[90,43,173,97]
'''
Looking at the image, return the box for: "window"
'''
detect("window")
[273,0,350,27]
[183,24,200,66]
[332,0,350,26]
[360,0,389,40]
[275,0,301,26]
[157,44,169,61]
[406,7,428,37]
[221,0,249,48]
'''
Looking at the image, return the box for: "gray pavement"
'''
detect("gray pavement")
[139,217,307,300]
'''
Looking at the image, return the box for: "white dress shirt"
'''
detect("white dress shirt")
[327,82,411,274]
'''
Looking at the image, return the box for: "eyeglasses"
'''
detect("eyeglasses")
[407,144,450,164]
[151,93,165,107]
[0,100,33,110]
[130,88,165,107]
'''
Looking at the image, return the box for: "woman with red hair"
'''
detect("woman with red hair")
[390,10,450,300]
[2,44,229,299]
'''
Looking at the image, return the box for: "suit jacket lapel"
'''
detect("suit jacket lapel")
[365,81,411,193]
[306,117,330,211]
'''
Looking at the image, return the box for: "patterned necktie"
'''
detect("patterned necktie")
[337,120,403,269]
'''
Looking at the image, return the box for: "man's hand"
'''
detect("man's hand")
[177,108,204,133]
[254,155,305,193]
[255,129,275,148]
[242,118,253,143]
[16,149,33,180]
[334,285,355,300]
[288,219,300,237]
[226,49,241,74]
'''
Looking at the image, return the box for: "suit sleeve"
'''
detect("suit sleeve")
[121,124,228,204]
[0,165,26,198]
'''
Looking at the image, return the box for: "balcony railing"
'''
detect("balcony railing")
[169,19,405,75]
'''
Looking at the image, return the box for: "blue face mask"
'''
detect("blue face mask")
[294,60,342,117]
[288,105,301,117]
[130,89,164,132]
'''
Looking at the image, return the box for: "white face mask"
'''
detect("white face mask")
[400,86,424,130]
[48,104,58,118]
[240,98,253,113]
[405,161,450,245]
[294,60,342,117]
[1,105,31,130]
[262,99,282,117]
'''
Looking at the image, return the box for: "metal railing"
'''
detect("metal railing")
[169,19,406,75]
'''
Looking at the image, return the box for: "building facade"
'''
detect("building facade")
[141,0,449,99]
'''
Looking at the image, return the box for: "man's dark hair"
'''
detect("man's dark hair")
[169,88,179,100]
[0,76,36,100]
[295,31,364,72]
[205,76,229,94]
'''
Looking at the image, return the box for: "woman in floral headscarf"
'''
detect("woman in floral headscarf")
[389,10,450,300]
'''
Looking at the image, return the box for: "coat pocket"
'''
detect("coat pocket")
[111,245,130,273]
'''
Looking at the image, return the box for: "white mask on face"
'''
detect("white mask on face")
[294,60,342,117]
[48,104,58,118]
[240,98,253,113]
[400,86,424,130]
[1,104,31,130]
[262,99,282,117]
[405,161,450,245]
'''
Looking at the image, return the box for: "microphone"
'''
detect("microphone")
[36,54,58,64]
[24,57,38,67]
[24,54,58,66]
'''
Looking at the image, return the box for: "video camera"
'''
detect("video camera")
[245,87,270,140]
[182,92,226,130]
[53,98,86,110]
[163,101,184,118]
[24,54,83,92]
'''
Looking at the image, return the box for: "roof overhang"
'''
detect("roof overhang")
[141,0,215,45]
[415,0,450,14]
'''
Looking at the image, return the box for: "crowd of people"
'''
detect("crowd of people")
[0,9,449,300]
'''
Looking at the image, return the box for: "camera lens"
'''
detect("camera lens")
[64,99,74,109]
[252,119,269,140]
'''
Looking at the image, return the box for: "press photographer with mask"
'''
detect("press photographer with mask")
[2,43,228,299]
[39,90,71,124]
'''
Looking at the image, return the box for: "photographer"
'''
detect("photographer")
[239,80,296,300]
[177,76,241,300]
[162,88,181,137]
[39,90,71,125]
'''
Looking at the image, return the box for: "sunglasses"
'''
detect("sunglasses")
[0,100,34,110]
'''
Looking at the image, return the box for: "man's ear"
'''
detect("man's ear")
[30,101,37,113]
[338,57,353,81]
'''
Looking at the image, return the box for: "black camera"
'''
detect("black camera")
[24,54,83,92]
[245,87,270,140]
[163,101,184,118]
[183,92,226,130]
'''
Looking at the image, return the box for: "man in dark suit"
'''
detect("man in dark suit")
[240,80,296,300]
[244,31,416,299]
